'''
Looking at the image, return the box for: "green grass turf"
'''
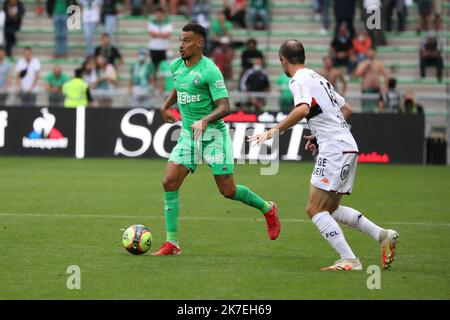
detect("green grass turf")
[0,157,449,299]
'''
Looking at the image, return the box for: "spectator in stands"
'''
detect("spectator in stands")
[15,47,40,107]
[102,0,119,43]
[224,0,247,29]
[128,48,156,108]
[4,0,25,57]
[240,57,269,113]
[355,48,389,112]
[46,0,70,59]
[276,72,293,114]
[94,33,124,67]
[0,47,12,106]
[384,0,406,33]
[419,31,443,82]
[78,0,102,56]
[318,0,330,34]
[148,6,173,70]
[191,0,211,30]
[318,55,347,96]
[432,0,442,32]
[44,64,69,107]
[126,0,149,16]
[81,55,97,87]
[248,0,269,30]
[169,0,192,16]
[379,78,401,113]
[62,68,92,108]
[145,0,168,15]
[36,0,44,15]
[312,0,321,21]
[92,55,117,107]
[333,0,356,38]
[210,10,233,52]
[416,0,432,35]
[158,50,174,98]
[330,23,356,75]
[211,39,235,81]
[240,38,264,73]
[362,0,386,48]
[352,28,372,62]
[402,90,424,114]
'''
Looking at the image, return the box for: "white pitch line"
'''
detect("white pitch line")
[0,212,449,227]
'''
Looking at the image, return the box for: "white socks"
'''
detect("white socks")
[312,211,356,259]
[331,206,384,241]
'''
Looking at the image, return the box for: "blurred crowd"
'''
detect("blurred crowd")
[315,0,444,113]
[0,0,445,113]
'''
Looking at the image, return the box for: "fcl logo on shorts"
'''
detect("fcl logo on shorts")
[341,164,350,180]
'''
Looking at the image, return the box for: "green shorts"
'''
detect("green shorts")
[168,129,234,175]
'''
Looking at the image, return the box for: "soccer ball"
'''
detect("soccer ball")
[122,224,152,255]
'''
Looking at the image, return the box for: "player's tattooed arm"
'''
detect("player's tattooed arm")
[160,89,178,123]
[192,98,231,140]
[202,98,231,124]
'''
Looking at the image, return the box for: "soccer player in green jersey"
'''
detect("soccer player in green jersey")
[151,23,280,256]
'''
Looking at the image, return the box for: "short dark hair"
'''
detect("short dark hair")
[247,38,257,46]
[182,23,207,40]
[279,40,305,65]
[24,46,32,51]
[101,32,110,38]
[155,6,165,13]
[75,68,83,78]
[388,78,397,89]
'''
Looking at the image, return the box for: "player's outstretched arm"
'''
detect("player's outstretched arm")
[160,89,178,123]
[191,98,231,140]
[248,103,310,145]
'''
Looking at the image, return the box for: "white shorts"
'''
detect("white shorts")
[310,151,358,195]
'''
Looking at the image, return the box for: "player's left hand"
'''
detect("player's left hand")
[191,119,208,140]
[247,128,277,146]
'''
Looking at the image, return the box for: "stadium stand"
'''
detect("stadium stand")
[3,0,450,135]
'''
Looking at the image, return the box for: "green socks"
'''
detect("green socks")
[164,191,179,242]
[232,185,271,214]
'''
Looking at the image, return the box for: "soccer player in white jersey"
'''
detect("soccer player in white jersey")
[249,40,399,270]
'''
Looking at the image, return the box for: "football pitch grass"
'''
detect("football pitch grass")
[0,157,449,300]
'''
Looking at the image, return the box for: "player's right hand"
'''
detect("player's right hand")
[160,108,177,123]
[304,135,318,156]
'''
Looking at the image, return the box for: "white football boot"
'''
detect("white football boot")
[321,258,363,271]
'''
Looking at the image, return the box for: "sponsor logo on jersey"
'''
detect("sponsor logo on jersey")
[321,177,330,184]
[177,92,202,104]
[193,77,199,86]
